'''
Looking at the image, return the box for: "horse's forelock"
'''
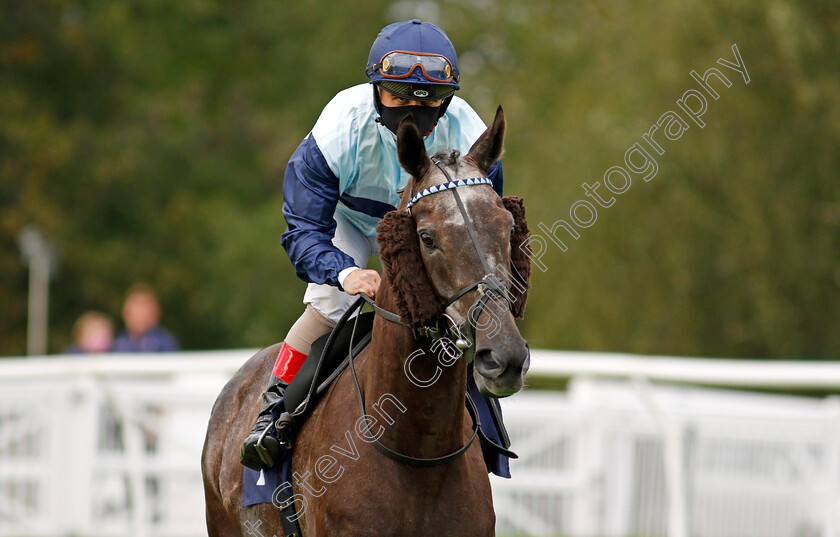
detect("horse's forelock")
[437,149,460,168]
[414,149,461,189]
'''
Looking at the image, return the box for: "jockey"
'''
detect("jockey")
[240,19,504,471]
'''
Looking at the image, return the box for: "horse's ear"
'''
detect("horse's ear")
[501,196,531,318]
[397,114,432,180]
[376,210,444,327]
[468,106,505,173]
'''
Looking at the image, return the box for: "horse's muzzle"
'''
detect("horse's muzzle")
[473,338,530,397]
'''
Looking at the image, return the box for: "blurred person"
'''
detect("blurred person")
[113,284,179,352]
[63,311,115,354]
[112,284,175,519]
[241,20,505,470]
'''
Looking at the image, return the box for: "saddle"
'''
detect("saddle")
[281,311,375,423]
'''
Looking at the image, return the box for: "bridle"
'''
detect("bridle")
[347,156,518,466]
[366,156,516,349]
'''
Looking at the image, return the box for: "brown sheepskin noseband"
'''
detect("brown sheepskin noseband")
[376,196,532,328]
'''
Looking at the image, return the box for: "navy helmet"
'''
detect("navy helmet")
[366,19,460,102]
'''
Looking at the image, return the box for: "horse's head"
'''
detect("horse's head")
[376,107,532,398]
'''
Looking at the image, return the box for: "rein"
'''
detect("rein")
[347,296,481,467]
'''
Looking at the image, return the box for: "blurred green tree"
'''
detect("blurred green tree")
[1,0,838,359]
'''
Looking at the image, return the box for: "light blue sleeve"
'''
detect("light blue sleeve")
[446,97,492,153]
[311,85,376,194]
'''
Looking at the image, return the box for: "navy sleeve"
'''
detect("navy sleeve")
[488,161,503,196]
[280,135,358,286]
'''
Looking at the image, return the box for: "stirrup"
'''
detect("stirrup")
[255,426,280,467]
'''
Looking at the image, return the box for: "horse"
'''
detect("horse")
[202,106,532,537]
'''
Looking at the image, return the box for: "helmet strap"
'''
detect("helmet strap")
[373,84,384,118]
[437,95,453,120]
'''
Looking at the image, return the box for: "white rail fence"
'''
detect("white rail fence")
[0,350,838,537]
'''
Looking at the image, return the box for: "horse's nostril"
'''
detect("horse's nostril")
[522,352,531,374]
[474,349,506,379]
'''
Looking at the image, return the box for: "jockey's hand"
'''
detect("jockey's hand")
[342,269,381,298]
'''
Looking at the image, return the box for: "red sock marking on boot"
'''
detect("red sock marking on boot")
[272,342,307,383]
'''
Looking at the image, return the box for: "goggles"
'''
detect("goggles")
[377,80,454,102]
[367,50,459,84]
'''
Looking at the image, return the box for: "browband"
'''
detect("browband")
[405,177,493,213]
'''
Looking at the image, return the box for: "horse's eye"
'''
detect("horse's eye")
[419,231,435,248]
[509,223,516,236]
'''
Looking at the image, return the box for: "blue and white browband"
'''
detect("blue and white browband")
[405,177,493,213]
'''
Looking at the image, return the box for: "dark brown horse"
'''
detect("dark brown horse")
[202,107,532,536]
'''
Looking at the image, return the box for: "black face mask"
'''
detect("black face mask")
[378,104,440,137]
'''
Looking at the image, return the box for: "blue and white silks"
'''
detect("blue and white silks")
[281,83,503,287]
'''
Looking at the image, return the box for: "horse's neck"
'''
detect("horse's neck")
[363,283,468,458]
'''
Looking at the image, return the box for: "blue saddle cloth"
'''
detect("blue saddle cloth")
[242,370,511,507]
[242,398,295,507]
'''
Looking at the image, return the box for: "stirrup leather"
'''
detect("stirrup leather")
[274,411,296,448]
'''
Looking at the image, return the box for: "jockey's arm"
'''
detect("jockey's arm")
[280,134,358,289]
[488,160,503,196]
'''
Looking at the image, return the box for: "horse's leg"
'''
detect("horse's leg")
[201,343,284,537]
[202,476,239,537]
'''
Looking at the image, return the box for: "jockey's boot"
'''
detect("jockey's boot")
[240,375,286,470]
[240,342,307,470]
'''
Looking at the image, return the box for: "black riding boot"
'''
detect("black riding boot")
[240,375,286,470]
